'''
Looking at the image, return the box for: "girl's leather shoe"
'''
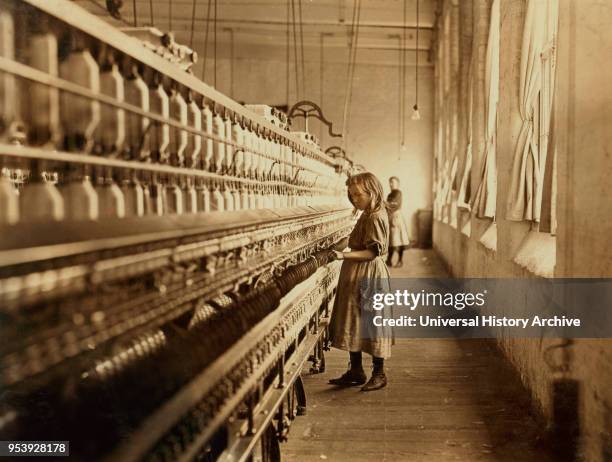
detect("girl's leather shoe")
[328,369,367,386]
[361,372,387,391]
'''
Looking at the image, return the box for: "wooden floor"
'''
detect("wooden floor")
[281,249,552,462]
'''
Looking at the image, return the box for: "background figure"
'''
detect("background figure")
[386,177,411,268]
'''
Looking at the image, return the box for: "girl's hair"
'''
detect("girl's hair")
[346,172,389,213]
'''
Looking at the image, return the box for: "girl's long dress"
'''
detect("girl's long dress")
[329,208,394,358]
[387,189,411,248]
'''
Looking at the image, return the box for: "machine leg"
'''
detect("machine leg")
[277,356,285,388]
[319,346,326,373]
[276,402,288,442]
[323,325,331,351]
[261,424,281,462]
[286,386,295,421]
[309,346,320,373]
[247,392,256,435]
[294,376,307,416]
[309,338,327,374]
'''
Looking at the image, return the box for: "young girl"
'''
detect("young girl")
[328,172,393,391]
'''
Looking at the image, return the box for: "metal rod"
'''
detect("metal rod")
[0,209,350,271]
[403,0,407,142]
[185,31,429,51]
[298,0,306,98]
[0,144,334,193]
[128,17,433,30]
[226,28,235,97]
[319,33,329,142]
[189,0,197,48]
[341,0,362,153]
[286,0,290,104]
[214,0,218,87]
[415,0,419,107]
[340,2,358,140]
[202,0,212,81]
[395,34,403,152]
[291,0,300,100]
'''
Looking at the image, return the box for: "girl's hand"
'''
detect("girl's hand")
[329,250,344,261]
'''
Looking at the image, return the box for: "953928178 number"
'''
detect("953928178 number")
[0,441,69,457]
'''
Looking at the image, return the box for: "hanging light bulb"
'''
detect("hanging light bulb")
[398,141,407,159]
[412,0,421,122]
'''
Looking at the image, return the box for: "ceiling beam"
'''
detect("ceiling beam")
[118,17,435,30]
[178,36,432,52]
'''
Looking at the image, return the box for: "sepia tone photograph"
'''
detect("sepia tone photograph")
[0,0,610,461]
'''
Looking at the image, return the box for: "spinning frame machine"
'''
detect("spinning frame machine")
[0,1,356,460]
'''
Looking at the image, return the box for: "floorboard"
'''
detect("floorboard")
[281,249,552,462]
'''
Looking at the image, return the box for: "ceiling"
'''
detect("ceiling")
[74,0,438,60]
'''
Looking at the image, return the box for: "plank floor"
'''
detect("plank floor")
[281,249,552,462]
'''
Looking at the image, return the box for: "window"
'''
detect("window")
[537,33,557,234]
[506,0,558,226]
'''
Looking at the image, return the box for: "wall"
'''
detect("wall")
[555,1,612,460]
[432,1,612,461]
